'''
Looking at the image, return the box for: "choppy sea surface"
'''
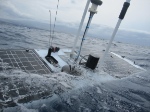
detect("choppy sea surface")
[0,21,150,112]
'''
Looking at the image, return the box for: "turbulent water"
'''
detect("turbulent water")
[0,21,150,112]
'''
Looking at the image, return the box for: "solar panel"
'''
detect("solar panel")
[0,49,51,74]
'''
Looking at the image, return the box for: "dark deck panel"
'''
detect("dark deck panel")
[0,49,51,74]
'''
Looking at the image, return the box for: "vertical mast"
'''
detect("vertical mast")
[75,0,103,62]
[70,0,91,58]
[98,0,131,70]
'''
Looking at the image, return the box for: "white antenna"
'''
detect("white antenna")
[98,0,131,70]
[75,0,103,62]
[70,0,91,58]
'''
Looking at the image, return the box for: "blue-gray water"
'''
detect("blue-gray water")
[0,21,150,112]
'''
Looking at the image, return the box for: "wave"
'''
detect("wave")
[0,21,150,111]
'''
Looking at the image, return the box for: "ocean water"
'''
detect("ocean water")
[0,21,150,112]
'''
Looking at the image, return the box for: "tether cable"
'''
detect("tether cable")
[51,0,60,47]
[49,10,51,48]
[75,12,94,62]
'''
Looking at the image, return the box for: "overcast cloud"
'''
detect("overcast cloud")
[0,0,150,33]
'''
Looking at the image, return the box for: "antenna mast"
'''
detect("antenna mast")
[75,0,103,62]
[70,0,91,58]
[98,0,131,70]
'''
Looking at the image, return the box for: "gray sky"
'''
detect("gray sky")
[0,0,150,33]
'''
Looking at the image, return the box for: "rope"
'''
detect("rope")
[75,12,94,62]
[51,0,60,46]
[79,55,89,65]
[49,10,51,48]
